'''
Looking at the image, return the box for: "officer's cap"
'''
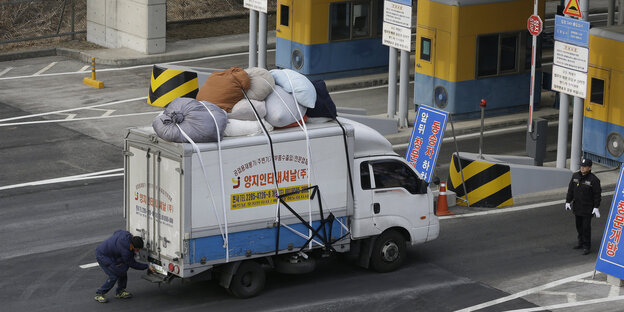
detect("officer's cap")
[580,158,592,167]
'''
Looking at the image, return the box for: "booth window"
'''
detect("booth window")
[421,38,431,61]
[280,5,289,27]
[590,78,605,105]
[352,3,370,38]
[330,1,374,41]
[477,33,520,77]
[330,2,351,41]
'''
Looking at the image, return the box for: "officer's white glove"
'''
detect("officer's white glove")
[593,208,600,218]
[565,203,571,211]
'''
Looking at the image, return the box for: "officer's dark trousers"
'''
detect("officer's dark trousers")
[575,215,592,249]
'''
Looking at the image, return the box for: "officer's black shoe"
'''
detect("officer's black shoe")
[573,244,583,249]
[582,249,591,255]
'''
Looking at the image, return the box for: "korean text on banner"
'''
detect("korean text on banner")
[405,105,448,183]
[596,165,624,280]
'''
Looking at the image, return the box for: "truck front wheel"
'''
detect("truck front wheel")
[228,260,266,298]
[370,230,406,273]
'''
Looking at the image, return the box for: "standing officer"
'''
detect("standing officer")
[565,158,601,255]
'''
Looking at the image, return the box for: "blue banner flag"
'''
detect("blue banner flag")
[596,165,624,279]
[405,105,448,183]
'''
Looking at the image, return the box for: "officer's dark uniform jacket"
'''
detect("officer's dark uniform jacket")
[96,230,148,276]
[566,171,601,216]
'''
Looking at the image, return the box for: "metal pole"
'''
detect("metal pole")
[619,0,624,25]
[556,93,570,168]
[569,0,588,171]
[528,0,539,133]
[450,114,470,208]
[259,11,267,69]
[249,10,258,68]
[71,0,75,40]
[398,50,409,128]
[608,0,615,26]
[387,47,397,119]
[478,99,486,159]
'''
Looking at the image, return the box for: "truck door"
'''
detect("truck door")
[126,146,182,264]
[367,158,431,240]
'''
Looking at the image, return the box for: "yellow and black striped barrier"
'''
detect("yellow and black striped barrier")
[147,65,199,107]
[447,153,513,208]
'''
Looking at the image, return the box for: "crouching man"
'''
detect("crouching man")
[94,230,155,303]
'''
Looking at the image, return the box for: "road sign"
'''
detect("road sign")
[383,0,412,51]
[564,0,582,18]
[596,165,624,280]
[551,64,587,98]
[527,15,543,36]
[405,105,448,183]
[554,15,590,47]
[553,41,588,72]
[243,0,268,13]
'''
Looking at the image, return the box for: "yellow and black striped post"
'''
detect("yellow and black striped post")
[447,154,513,208]
[83,57,104,89]
[147,65,199,107]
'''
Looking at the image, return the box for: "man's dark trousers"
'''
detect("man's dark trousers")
[96,259,127,295]
[575,215,592,249]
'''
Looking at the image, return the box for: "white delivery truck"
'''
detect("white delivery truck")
[124,118,439,298]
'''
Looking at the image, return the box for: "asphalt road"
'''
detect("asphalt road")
[0,51,597,311]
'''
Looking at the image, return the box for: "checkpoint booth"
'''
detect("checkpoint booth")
[275,0,389,79]
[582,25,624,167]
[413,0,545,118]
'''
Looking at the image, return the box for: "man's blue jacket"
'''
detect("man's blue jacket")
[96,230,148,276]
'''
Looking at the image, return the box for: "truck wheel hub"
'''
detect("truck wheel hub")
[381,241,399,262]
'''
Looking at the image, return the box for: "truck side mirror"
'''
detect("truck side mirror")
[431,176,441,185]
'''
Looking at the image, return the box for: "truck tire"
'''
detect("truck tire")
[370,230,406,273]
[228,260,266,298]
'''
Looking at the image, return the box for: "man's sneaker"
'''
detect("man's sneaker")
[115,290,133,299]
[583,249,591,255]
[94,294,108,303]
[573,244,583,249]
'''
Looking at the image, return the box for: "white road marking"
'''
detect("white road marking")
[0,49,265,81]
[33,61,58,75]
[79,262,99,269]
[0,168,123,191]
[78,65,90,72]
[455,271,594,312]
[87,107,115,117]
[609,284,621,297]
[0,96,146,123]
[536,290,577,302]
[503,295,624,312]
[0,67,13,77]
[329,81,415,95]
[0,111,159,127]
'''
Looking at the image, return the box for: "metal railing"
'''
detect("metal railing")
[0,0,86,45]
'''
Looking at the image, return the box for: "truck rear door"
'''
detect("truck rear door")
[126,145,183,265]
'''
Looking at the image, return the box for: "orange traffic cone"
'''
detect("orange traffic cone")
[436,182,453,216]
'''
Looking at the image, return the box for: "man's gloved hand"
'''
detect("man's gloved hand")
[565,203,571,211]
[592,208,600,218]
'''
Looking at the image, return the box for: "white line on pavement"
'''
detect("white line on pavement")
[33,61,58,75]
[79,262,99,269]
[78,65,90,72]
[0,111,159,127]
[0,96,147,123]
[0,169,123,191]
[0,67,13,77]
[455,271,594,312]
[503,295,624,312]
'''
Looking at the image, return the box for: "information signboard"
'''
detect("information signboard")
[596,165,624,280]
[553,40,589,72]
[383,0,412,51]
[405,105,448,183]
[244,0,268,13]
[551,64,587,98]
[554,15,590,47]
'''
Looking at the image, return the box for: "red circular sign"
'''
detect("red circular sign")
[527,15,543,36]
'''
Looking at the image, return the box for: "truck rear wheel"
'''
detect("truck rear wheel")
[228,260,266,298]
[370,230,406,273]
